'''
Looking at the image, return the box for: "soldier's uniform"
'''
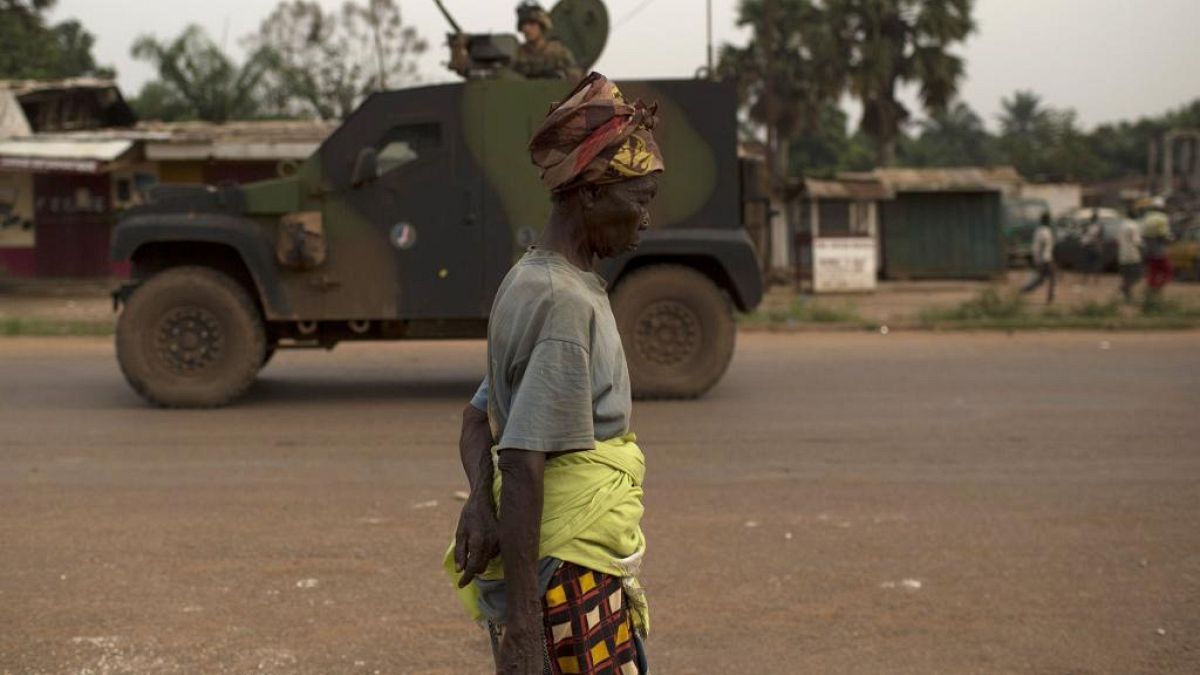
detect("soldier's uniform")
[513,3,582,81]
[513,39,581,80]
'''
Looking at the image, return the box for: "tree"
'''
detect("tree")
[997,90,1046,136]
[0,0,114,79]
[127,81,195,123]
[900,100,995,166]
[131,25,275,123]
[717,0,844,189]
[995,90,1105,181]
[251,0,427,120]
[789,104,877,175]
[826,0,975,166]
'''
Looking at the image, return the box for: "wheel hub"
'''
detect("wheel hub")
[155,307,223,374]
[633,300,701,367]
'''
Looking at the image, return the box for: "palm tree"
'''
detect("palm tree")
[997,90,1047,136]
[903,100,994,166]
[827,0,975,166]
[132,25,275,123]
[717,0,844,186]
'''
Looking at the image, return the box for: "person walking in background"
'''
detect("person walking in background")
[1080,210,1104,284]
[1117,214,1144,303]
[1021,212,1056,303]
[1142,210,1173,302]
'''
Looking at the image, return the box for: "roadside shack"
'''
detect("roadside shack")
[865,167,1015,280]
[788,176,892,292]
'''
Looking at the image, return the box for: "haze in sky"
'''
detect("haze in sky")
[53,0,1200,130]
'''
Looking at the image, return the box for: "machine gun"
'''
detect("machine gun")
[433,0,608,79]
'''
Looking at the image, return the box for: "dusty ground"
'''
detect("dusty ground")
[4,271,1199,330]
[760,270,1200,326]
[1,333,1198,674]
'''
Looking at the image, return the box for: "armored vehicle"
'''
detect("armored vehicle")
[110,0,763,407]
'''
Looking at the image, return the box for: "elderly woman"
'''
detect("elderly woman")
[446,72,663,675]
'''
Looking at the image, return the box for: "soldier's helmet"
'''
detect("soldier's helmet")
[516,1,553,32]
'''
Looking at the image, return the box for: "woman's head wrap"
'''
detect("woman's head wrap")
[529,72,665,193]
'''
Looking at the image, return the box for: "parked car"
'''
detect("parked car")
[1167,224,1200,280]
[1054,207,1127,272]
[1003,198,1050,266]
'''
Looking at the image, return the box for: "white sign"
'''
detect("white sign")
[813,237,877,292]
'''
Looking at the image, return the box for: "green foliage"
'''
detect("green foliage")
[789,105,879,175]
[995,90,1106,181]
[716,0,1192,182]
[899,100,996,167]
[0,317,114,337]
[717,0,846,183]
[741,297,865,327]
[250,0,428,120]
[791,298,862,323]
[0,0,114,79]
[130,25,276,122]
[1071,299,1121,319]
[827,0,976,165]
[921,287,1025,323]
[919,288,1200,330]
[127,81,195,123]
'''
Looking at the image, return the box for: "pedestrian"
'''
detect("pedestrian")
[1142,210,1173,302]
[445,72,663,675]
[1116,214,1144,303]
[1020,212,1056,303]
[1080,209,1104,284]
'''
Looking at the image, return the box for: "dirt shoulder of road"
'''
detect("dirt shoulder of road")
[2,271,1200,336]
[743,270,1200,332]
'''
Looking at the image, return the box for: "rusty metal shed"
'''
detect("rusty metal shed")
[847,167,1015,280]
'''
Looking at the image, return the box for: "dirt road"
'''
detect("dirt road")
[2,333,1198,674]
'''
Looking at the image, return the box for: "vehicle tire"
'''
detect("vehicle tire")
[261,343,277,369]
[611,264,736,400]
[116,266,265,408]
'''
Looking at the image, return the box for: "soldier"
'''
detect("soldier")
[446,73,663,674]
[513,2,582,80]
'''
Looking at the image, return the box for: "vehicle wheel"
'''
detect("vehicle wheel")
[261,344,277,369]
[611,264,736,400]
[116,266,265,408]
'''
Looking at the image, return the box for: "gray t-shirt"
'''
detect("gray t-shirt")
[470,248,631,451]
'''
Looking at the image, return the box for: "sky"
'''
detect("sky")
[52,0,1200,131]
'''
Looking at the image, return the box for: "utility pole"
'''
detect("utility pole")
[706,0,713,75]
[762,0,779,191]
[761,0,779,274]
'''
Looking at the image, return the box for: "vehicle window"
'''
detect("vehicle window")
[376,123,441,174]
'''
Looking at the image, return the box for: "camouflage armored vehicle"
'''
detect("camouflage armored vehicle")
[110,0,763,407]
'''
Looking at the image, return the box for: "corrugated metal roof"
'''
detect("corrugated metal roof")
[139,121,336,161]
[136,120,337,144]
[802,177,893,201]
[0,78,120,96]
[0,138,133,172]
[855,166,1022,192]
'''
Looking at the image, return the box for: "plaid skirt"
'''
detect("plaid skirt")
[489,562,645,675]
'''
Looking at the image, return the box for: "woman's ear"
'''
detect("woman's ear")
[580,184,600,211]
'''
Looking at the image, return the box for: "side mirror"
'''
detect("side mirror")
[351,147,379,187]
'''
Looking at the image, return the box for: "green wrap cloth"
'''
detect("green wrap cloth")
[442,434,649,634]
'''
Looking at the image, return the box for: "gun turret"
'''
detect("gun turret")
[436,0,609,79]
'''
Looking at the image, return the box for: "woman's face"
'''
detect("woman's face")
[582,175,660,258]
